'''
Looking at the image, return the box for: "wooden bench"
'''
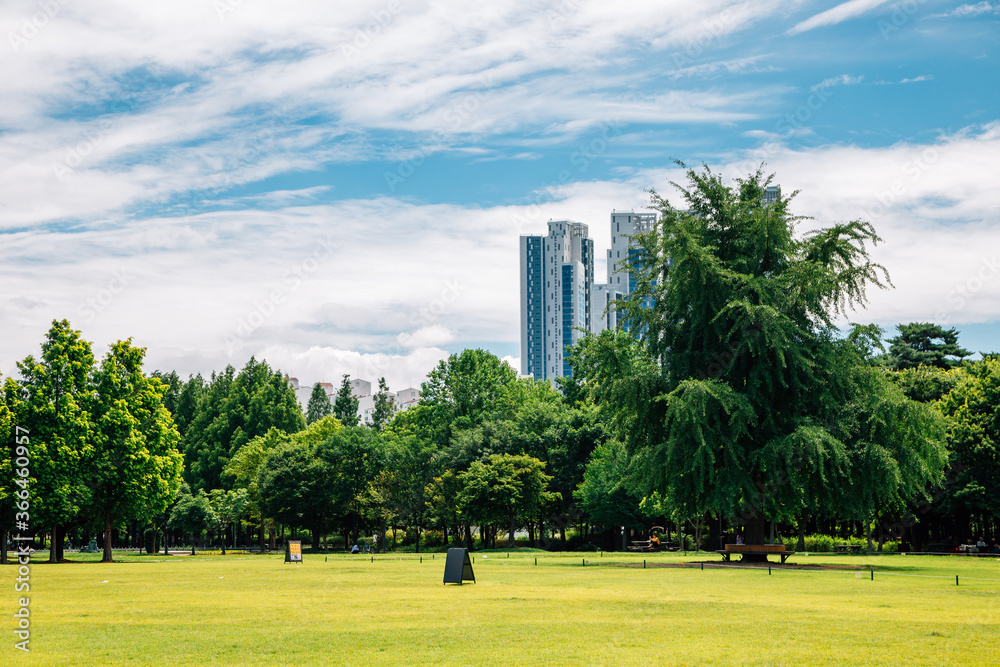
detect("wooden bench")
[715,544,795,564]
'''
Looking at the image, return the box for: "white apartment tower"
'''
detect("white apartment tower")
[607,210,657,293]
[519,220,593,381]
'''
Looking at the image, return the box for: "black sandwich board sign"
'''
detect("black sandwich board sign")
[443,548,475,584]
[285,540,302,563]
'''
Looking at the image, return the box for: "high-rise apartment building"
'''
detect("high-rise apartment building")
[589,283,621,335]
[519,220,593,381]
[607,210,657,292]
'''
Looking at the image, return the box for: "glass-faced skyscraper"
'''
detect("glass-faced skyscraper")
[519,220,593,381]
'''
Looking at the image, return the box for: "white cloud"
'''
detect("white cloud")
[925,2,999,19]
[813,74,864,90]
[787,0,894,35]
[874,75,934,85]
[5,123,999,387]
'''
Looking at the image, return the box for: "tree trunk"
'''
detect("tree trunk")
[102,511,114,563]
[509,512,516,549]
[56,524,66,561]
[312,525,321,551]
[221,524,227,555]
[49,524,58,563]
[740,514,768,562]
[464,524,473,551]
[797,522,806,552]
[1,528,7,564]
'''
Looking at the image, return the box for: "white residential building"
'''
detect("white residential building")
[288,377,419,424]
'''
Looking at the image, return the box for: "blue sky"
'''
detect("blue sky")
[2,0,999,389]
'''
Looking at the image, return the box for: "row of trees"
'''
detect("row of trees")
[4,166,998,561]
[1,323,182,563]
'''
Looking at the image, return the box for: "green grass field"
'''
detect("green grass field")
[3,550,998,665]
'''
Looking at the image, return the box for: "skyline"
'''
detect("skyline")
[2,0,999,388]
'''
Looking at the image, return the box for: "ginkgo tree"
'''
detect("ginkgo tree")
[573,165,947,552]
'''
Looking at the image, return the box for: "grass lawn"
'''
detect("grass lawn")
[2,550,998,665]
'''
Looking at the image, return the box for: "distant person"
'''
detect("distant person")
[351,544,360,554]
[991,539,999,553]
[977,537,987,550]
[736,535,744,545]
[650,533,660,550]
[372,533,378,552]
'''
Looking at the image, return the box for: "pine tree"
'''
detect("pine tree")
[333,374,360,427]
[370,377,396,431]
[886,322,971,369]
[306,382,333,424]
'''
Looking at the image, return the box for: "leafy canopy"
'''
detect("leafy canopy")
[573,165,944,538]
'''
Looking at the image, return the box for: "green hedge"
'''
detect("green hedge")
[781,534,899,552]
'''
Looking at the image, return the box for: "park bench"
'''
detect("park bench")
[715,544,795,564]
[835,544,864,554]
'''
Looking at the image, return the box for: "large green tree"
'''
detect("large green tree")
[184,358,304,491]
[16,320,96,562]
[938,356,1000,537]
[207,488,249,554]
[573,166,946,548]
[88,340,184,562]
[225,417,342,549]
[458,453,555,548]
[886,322,971,370]
[420,349,518,445]
[169,485,214,555]
[575,439,648,544]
